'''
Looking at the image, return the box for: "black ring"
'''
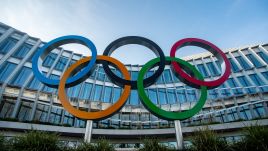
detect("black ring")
[102,36,165,89]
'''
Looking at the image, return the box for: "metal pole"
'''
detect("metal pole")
[174,120,183,150]
[84,120,93,143]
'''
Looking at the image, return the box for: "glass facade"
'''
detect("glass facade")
[0,24,268,147]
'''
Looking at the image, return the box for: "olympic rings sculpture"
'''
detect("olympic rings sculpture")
[32,36,231,121]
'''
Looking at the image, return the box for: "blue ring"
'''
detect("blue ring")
[32,35,97,87]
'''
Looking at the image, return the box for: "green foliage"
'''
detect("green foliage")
[190,127,231,151]
[75,142,95,151]
[139,137,175,151]
[94,138,115,151]
[232,125,268,151]
[11,130,60,151]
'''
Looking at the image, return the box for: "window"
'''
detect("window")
[208,89,218,100]
[63,111,74,126]
[158,88,167,104]
[67,83,81,98]
[92,85,102,101]
[167,89,176,104]
[176,86,186,103]
[130,90,139,105]
[206,62,219,76]
[80,83,92,100]
[240,105,252,120]
[148,89,158,104]
[235,56,251,70]
[0,37,18,54]
[131,71,138,80]
[237,76,255,93]
[54,56,68,71]
[261,71,268,81]
[113,88,121,103]
[27,77,41,90]
[246,54,262,67]
[253,103,266,118]
[257,51,268,64]
[228,58,240,72]
[249,73,268,92]
[197,64,209,77]
[163,70,172,83]
[34,103,49,122]
[103,86,112,103]
[42,74,59,93]
[42,53,57,68]
[186,87,197,102]
[12,43,32,58]
[227,78,243,95]
[49,107,63,125]
[0,62,17,83]
[17,100,33,121]
[0,99,15,118]
[9,67,31,86]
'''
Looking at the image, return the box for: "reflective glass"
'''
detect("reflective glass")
[158,88,167,104]
[93,85,102,101]
[80,82,93,100]
[42,53,57,68]
[0,37,18,54]
[27,77,41,90]
[12,43,32,58]
[103,86,112,103]
[9,67,31,86]
[206,62,219,76]
[257,51,268,64]
[197,64,209,77]
[237,76,255,93]
[130,90,139,105]
[228,58,240,72]
[246,54,262,67]
[235,56,251,70]
[55,56,68,71]
[0,62,17,83]
[148,89,158,104]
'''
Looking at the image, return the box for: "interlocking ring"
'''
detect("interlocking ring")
[137,57,207,120]
[59,56,131,120]
[32,35,97,88]
[102,36,165,89]
[32,35,231,121]
[170,38,231,89]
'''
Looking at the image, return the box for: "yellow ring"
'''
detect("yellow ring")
[58,55,131,120]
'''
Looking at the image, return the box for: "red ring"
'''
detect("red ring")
[170,38,231,89]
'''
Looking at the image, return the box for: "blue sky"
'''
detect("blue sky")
[0,0,268,64]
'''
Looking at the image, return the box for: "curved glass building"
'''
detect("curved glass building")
[0,22,268,149]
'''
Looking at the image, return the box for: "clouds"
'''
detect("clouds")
[0,0,268,64]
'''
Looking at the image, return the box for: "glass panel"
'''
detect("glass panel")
[54,56,68,71]
[34,103,49,122]
[63,111,74,126]
[227,78,243,95]
[67,83,81,98]
[49,106,62,125]
[131,71,138,81]
[167,89,176,104]
[0,62,17,83]
[237,76,255,93]
[257,51,268,64]
[0,99,15,118]
[12,43,32,58]
[206,62,219,76]
[0,37,18,54]
[246,54,262,67]
[176,86,186,103]
[27,77,41,90]
[17,100,34,121]
[103,86,112,103]
[235,56,251,70]
[253,103,266,118]
[42,53,57,68]
[113,88,121,103]
[249,74,268,92]
[92,85,102,101]
[80,82,92,100]
[130,90,139,105]
[148,89,158,104]
[158,88,167,104]
[42,74,59,93]
[228,58,240,72]
[197,64,209,77]
[163,70,172,83]
[9,67,31,86]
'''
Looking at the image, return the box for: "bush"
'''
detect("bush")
[11,130,60,151]
[75,142,95,151]
[94,138,115,151]
[139,137,175,151]
[232,125,268,151]
[190,127,231,151]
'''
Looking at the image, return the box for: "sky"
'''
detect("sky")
[0,0,268,65]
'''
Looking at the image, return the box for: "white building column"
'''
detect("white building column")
[84,120,93,143]
[174,120,183,150]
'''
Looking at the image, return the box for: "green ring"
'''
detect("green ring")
[137,57,208,120]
